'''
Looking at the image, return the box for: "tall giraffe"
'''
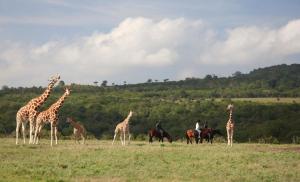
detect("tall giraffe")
[66,117,86,144]
[112,111,133,146]
[33,88,71,146]
[226,104,235,147]
[16,74,60,144]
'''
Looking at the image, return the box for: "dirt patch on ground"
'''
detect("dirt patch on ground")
[256,146,300,153]
[272,147,300,153]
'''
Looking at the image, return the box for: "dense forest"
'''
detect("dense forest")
[0,64,300,143]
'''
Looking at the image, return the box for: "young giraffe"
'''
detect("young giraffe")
[112,111,133,146]
[16,74,60,145]
[66,117,86,144]
[33,88,71,146]
[226,104,235,147]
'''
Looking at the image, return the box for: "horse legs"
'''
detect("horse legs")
[81,134,85,144]
[185,134,189,144]
[149,134,152,143]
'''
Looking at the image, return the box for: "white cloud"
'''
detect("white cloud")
[0,17,300,86]
[199,19,300,65]
[0,17,210,86]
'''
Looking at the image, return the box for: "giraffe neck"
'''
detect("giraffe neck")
[69,119,78,128]
[50,92,69,111]
[228,110,233,122]
[29,82,55,109]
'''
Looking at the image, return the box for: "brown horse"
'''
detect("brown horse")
[200,128,222,144]
[185,129,201,144]
[148,128,172,143]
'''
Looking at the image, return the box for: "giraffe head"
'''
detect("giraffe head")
[128,110,133,117]
[66,117,73,123]
[48,74,60,85]
[227,104,234,112]
[65,87,71,95]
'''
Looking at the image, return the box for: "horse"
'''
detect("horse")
[185,129,201,144]
[200,128,222,144]
[148,128,173,143]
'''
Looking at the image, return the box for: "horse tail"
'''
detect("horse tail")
[185,131,189,144]
[148,129,153,143]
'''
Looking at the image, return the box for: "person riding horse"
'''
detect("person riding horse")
[195,121,201,139]
[203,121,208,129]
[156,121,165,138]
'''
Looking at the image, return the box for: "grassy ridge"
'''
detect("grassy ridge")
[0,138,299,182]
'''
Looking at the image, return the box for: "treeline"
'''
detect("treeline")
[0,64,300,143]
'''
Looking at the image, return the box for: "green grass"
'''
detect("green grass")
[0,138,299,182]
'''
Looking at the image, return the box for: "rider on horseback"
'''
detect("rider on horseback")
[156,121,164,138]
[195,121,201,139]
[203,121,208,129]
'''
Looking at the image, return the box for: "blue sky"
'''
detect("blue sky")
[0,0,300,86]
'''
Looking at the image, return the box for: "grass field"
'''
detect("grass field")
[0,138,299,182]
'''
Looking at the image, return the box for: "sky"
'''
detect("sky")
[0,0,300,87]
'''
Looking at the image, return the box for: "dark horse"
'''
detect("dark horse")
[200,128,222,144]
[148,128,173,143]
[185,129,201,144]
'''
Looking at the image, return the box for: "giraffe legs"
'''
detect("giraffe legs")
[112,131,118,145]
[123,131,126,146]
[120,132,124,145]
[16,115,27,145]
[54,126,58,145]
[28,113,37,144]
[230,129,234,147]
[227,128,230,146]
[50,123,53,147]
[33,124,38,144]
[15,119,21,145]
[226,128,234,147]
[128,131,131,145]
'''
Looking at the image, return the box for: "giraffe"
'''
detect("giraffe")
[66,117,86,144]
[112,111,133,146]
[33,87,71,146]
[226,104,235,147]
[16,74,60,145]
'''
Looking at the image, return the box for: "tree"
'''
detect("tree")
[163,79,169,82]
[58,80,65,87]
[232,71,242,77]
[93,81,98,86]
[101,80,108,87]
[147,79,152,83]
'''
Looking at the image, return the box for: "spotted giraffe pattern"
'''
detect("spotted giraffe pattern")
[66,117,86,144]
[112,111,133,146]
[226,104,235,147]
[34,88,71,146]
[16,75,60,144]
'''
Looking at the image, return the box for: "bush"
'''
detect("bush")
[258,136,280,144]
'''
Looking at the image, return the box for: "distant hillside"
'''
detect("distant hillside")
[0,64,300,143]
[121,63,300,97]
